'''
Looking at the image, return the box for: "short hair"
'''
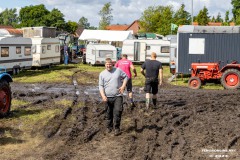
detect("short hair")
[105,58,112,63]
[151,52,157,58]
[122,54,127,58]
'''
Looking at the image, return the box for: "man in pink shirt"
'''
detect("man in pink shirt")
[115,54,137,107]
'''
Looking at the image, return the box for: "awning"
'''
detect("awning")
[79,29,133,41]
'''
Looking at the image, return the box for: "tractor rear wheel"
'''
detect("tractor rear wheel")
[188,76,201,89]
[0,80,11,117]
[221,69,240,89]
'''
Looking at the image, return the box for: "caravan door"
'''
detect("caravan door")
[133,42,146,62]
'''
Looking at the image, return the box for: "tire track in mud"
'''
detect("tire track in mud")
[41,69,108,159]
[121,104,191,160]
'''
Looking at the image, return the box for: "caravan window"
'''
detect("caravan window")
[47,45,51,50]
[161,46,170,53]
[1,47,9,57]
[99,50,113,58]
[24,47,31,56]
[55,45,59,52]
[42,46,46,54]
[16,47,21,54]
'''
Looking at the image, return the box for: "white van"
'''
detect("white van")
[86,44,117,65]
[122,39,170,64]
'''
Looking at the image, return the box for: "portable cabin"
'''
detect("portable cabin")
[31,37,60,67]
[122,39,170,64]
[86,44,117,65]
[176,25,240,74]
[0,36,32,74]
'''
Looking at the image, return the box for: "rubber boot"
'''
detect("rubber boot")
[146,98,150,110]
[152,98,157,109]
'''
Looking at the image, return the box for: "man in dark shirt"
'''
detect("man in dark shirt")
[141,52,163,109]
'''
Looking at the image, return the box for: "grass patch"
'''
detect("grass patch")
[54,99,73,107]
[13,64,77,84]
[170,75,224,90]
[13,63,171,86]
[11,99,31,109]
[12,62,223,89]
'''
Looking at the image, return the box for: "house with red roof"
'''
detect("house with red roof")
[106,20,141,35]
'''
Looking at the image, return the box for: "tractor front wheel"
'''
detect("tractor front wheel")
[221,69,240,89]
[188,76,201,89]
[0,80,12,117]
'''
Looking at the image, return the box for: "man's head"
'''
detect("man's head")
[105,58,113,71]
[151,52,157,59]
[121,54,128,59]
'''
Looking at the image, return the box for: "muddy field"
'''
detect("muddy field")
[1,71,240,160]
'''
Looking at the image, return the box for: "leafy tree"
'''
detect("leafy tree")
[19,4,50,27]
[78,16,90,29]
[0,8,18,27]
[222,11,230,26]
[156,6,174,36]
[235,10,240,25]
[196,6,210,25]
[88,26,98,30]
[231,0,240,22]
[232,0,240,25]
[193,16,197,22]
[98,2,113,30]
[211,16,216,22]
[65,21,78,34]
[139,6,161,33]
[173,4,191,26]
[44,8,65,31]
[139,5,174,36]
[225,10,230,23]
[216,12,223,22]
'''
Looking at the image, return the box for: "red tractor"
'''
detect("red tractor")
[188,61,240,89]
[0,70,12,117]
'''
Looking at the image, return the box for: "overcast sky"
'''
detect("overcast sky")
[0,0,233,27]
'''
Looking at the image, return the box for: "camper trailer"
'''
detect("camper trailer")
[175,25,240,74]
[122,39,170,64]
[86,44,117,65]
[0,36,33,74]
[31,37,60,67]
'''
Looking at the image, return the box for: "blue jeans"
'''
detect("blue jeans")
[106,96,123,129]
[64,55,68,65]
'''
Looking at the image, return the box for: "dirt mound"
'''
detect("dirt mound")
[3,81,237,160]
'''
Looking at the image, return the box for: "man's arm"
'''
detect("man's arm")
[119,79,128,94]
[99,74,107,102]
[159,68,163,85]
[141,68,145,77]
[119,70,128,94]
[130,64,137,77]
[100,89,107,102]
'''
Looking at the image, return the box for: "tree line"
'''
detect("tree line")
[0,1,240,36]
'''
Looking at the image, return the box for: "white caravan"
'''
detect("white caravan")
[0,36,33,74]
[31,37,60,67]
[86,44,117,65]
[122,39,170,64]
